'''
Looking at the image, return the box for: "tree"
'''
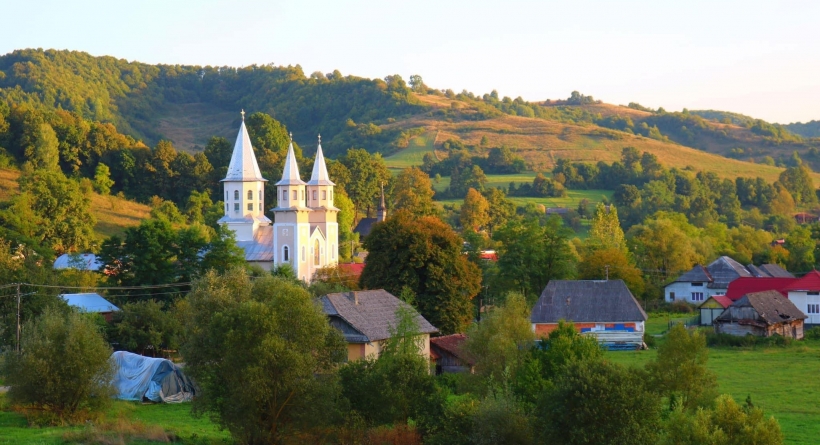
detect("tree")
[409,74,426,92]
[335,190,358,261]
[460,188,490,231]
[463,293,535,394]
[340,148,391,219]
[27,122,60,171]
[201,224,246,272]
[663,394,783,445]
[360,211,482,334]
[2,306,114,423]
[627,214,704,282]
[494,216,576,302]
[536,360,662,445]
[785,225,815,273]
[587,203,626,252]
[778,164,817,206]
[181,268,346,444]
[113,299,179,356]
[92,162,114,195]
[483,188,516,236]
[577,248,645,297]
[645,323,717,411]
[392,167,437,217]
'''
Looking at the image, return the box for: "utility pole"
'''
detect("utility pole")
[605,265,609,280]
[16,283,21,353]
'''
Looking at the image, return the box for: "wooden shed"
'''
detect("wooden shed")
[713,290,807,339]
[699,295,732,326]
[430,334,474,374]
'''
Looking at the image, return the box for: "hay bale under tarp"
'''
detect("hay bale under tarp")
[111,351,197,403]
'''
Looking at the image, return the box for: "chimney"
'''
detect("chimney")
[348,291,359,305]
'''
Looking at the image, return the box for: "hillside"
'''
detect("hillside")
[0,168,150,239]
[0,48,818,182]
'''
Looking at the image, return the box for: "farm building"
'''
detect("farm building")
[665,256,792,304]
[320,290,437,362]
[783,270,820,327]
[724,277,797,301]
[713,290,806,339]
[531,280,647,350]
[430,333,474,374]
[61,293,119,322]
[699,295,732,326]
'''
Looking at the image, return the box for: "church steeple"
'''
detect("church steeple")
[308,135,335,186]
[223,110,265,182]
[276,134,306,186]
[377,182,387,222]
[276,134,306,208]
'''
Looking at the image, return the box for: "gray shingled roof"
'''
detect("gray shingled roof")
[531,280,647,323]
[321,290,438,342]
[354,217,377,238]
[715,290,806,324]
[758,264,794,278]
[675,265,712,283]
[707,256,753,289]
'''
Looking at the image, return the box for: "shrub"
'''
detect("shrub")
[1,306,114,424]
[706,332,793,348]
[112,299,179,356]
[644,332,657,348]
[805,326,820,340]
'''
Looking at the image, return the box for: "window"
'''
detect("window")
[808,304,820,314]
[259,190,262,200]
[313,190,317,200]
[809,292,820,296]
[322,190,327,200]
[331,190,334,200]
[314,240,320,265]
[247,203,253,211]
[332,244,336,259]
[691,292,704,302]
[234,203,239,213]
[669,292,676,300]
[293,190,297,200]
[301,190,304,200]
[282,190,287,201]
[259,203,262,211]
[225,204,228,212]
[225,191,228,201]
[234,190,239,200]
[247,190,253,200]
[283,246,289,262]
[692,282,704,287]
[302,246,306,262]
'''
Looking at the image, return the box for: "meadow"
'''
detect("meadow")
[607,332,820,445]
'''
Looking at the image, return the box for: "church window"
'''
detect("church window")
[259,203,262,211]
[313,190,317,200]
[322,190,327,200]
[247,190,253,200]
[283,246,289,262]
[234,203,239,213]
[247,203,253,211]
[293,190,297,200]
[282,190,287,201]
[301,190,304,200]
[332,245,336,259]
[234,190,239,200]
[314,239,320,265]
[302,246,306,262]
[259,190,262,200]
[225,191,228,202]
[225,204,228,213]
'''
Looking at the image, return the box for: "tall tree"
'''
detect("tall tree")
[460,188,490,232]
[587,203,626,252]
[360,211,482,334]
[391,166,437,217]
[340,148,390,220]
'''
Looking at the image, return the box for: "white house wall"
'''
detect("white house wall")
[789,291,820,325]
[665,282,726,304]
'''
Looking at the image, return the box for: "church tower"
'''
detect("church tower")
[272,135,312,280]
[218,110,270,242]
[306,135,339,273]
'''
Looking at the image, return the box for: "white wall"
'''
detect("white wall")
[789,291,820,325]
[665,282,726,304]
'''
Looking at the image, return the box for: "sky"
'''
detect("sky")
[2,0,819,124]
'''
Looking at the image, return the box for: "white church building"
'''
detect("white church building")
[218,111,339,282]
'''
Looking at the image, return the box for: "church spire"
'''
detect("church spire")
[276,133,306,186]
[223,110,265,182]
[308,134,335,186]
[377,182,387,222]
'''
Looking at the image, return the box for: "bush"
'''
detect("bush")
[644,332,657,348]
[112,299,179,356]
[805,326,820,340]
[1,306,114,424]
[706,332,793,348]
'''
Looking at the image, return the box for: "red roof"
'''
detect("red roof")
[708,295,733,308]
[430,334,474,364]
[724,277,797,301]
[783,270,820,292]
[339,263,365,276]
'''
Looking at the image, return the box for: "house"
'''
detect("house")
[724,277,797,301]
[794,212,817,224]
[61,293,120,321]
[665,256,792,304]
[530,280,648,350]
[53,253,103,271]
[698,295,733,326]
[713,290,806,339]
[783,270,820,327]
[430,334,474,374]
[320,289,437,362]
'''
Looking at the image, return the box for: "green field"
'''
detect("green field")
[607,330,820,445]
[384,131,438,171]
[0,398,230,444]
[437,188,613,210]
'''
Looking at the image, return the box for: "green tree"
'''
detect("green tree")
[201,224,246,272]
[663,394,784,445]
[536,360,662,445]
[494,216,576,302]
[577,248,645,297]
[181,268,346,444]
[392,166,437,217]
[627,214,705,282]
[645,323,717,411]
[587,203,626,252]
[483,188,516,236]
[2,306,115,423]
[113,299,179,356]
[460,187,490,231]
[778,164,817,206]
[360,211,482,334]
[785,225,815,273]
[340,148,391,219]
[335,190,358,261]
[92,162,114,195]
[28,122,60,171]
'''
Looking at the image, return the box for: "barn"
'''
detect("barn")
[713,290,806,339]
[531,280,647,350]
[699,295,732,326]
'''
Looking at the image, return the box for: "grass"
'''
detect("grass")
[0,396,230,444]
[384,131,439,171]
[437,188,613,211]
[606,325,820,445]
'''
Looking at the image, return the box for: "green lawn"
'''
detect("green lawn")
[0,397,230,444]
[384,132,437,170]
[607,337,820,445]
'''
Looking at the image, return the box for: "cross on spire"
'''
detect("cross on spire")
[241,109,245,121]
[318,134,321,144]
[289,132,293,141]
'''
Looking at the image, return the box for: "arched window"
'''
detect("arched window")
[302,246,306,262]
[293,190,297,200]
[258,190,262,200]
[247,203,253,211]
[313,190,317,200]
[234,190,239,200]
[225,204,228,212]
[301,190,304,200]
[314,239,320,265]
[322,190,327,200]
[225,191,228,201]
[247,190,253,200]
[283,246,289,262]
[282,190,287,201]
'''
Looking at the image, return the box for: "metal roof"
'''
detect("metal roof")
[223,116,266,182]
[236,225,273,262]
[307,138,334,186]
[531,280,647,323]
[53,253,102,271]
[61,293,119,313]
[275,139,306,186]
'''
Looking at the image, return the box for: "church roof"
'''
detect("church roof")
[235,225,273,262]
[307,136,334,186]
[223,112,266,182]
[276,136,306,186]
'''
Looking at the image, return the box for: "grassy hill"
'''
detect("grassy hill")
[0,168,150,240]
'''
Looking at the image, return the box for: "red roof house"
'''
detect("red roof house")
[783,270,820,292]
[725,277,797,301]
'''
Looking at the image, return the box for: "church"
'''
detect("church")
[218,111,339,282]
